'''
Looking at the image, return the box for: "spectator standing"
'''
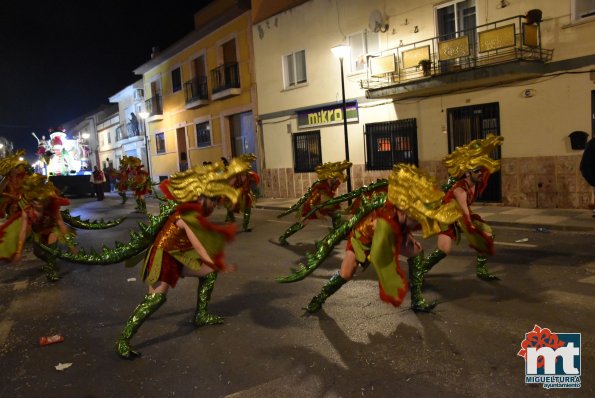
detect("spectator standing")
[90,166,106,201]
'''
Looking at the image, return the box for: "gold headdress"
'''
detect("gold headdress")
[315,160,352,181]
[120,155,142,170]
[21,173,59,203]
[388,164,462,238]
[0,150,29,176]
[166,158,251,204]
[442,134,503,178]
[237,153,256,164]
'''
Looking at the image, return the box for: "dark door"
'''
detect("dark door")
[447,102,501,202]
[229,111,257,173]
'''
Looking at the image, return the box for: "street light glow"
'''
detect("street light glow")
[331,44,350,60]
[139,111,149,119]
[82,133,90,139]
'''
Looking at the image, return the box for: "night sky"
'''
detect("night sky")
[0,1,213,158]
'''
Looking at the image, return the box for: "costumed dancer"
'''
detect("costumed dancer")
[416,134,504,307]
[224,154,260,231]
[128,157,152,213]
[114,156,132,204]
[0,151,33,218]
[0,174,76,281]
[278,164,461,313]
[278,160,352,245]
[113,160,249,359]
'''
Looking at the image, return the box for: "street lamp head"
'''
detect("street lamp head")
[139,111,150,119]
[82,133,90,140]
[331,44,350,60]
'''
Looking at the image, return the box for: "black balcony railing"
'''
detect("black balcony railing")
[145,94,163,116]
[115,122,141,141]
[362,15,553,90]
[211,62,240,94]
[184,76,209,103]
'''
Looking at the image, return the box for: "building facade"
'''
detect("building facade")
[133,0,258,182]
[107,80,149,172]
[253,0,595,208]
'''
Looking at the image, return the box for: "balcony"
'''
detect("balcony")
[184,76,210,109]
[115,122,143,142]
[361,15,553,100]
[144,94,163,122]
[211,62,241,100]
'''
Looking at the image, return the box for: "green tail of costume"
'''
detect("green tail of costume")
[476,255,499,281]
[278,222,305,246]
[408,253,436,313]
[194,272,223,326]
[304,272,347,313]
[242,208,252,232]
[422,249,446,274]
[331,212,342,229]
[115,292,166,359]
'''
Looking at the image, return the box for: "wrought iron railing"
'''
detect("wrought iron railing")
[145,94,163,116]
[362,15,553,90]
[184,76,209,103]
[211,62,240,94]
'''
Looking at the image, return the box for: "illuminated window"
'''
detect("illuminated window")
[365,119,418,170]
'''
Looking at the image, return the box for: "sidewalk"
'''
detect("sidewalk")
[255,197,595,232]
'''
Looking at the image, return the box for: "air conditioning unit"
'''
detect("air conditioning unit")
[133,88,144,101]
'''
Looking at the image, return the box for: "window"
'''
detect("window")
[171,67,182,93]
[155,132,166,154]
[195,121,211,148]
[107,131,111,144]
[348,30,379,73]
[365,119,418,170]
[283,50,307,89]
[293,131,321,172]
[572,0,595,22]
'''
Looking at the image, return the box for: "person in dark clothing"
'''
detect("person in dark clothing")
[580,137,595,217]
[91,166,106,201]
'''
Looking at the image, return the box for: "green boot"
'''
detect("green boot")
[194,272,224,327]
[278,222,304,246]
[422,249,447,274]
[139,198,147,213]
[242,208,252,232]
[304,272,347,313]
[225,210,236,223]
[119,191,127,204]
[42,257,61,282]
[476,255,499,281]
[34,242,61,282]
[115,293,166,359]
[408,253,436,312]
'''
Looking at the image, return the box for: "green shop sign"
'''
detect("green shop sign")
[297,101,358,129]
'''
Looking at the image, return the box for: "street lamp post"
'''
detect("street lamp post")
[331,44,353,199]
[139,111,152,182]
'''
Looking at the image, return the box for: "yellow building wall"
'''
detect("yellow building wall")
[144,11,255,179]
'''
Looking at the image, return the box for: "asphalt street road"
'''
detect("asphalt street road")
[0,195,593,397]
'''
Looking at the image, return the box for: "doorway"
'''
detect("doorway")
[229,111,257,172]
[176,127,188,171]
[447,102,501,202]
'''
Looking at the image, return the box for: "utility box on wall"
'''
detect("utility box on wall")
[569,131,589,150]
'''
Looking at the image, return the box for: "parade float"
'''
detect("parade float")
[33,128,95,196]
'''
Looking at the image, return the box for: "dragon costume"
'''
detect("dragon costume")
[0,173,76,281]
[224,154,260,232]
[278,160,352,245]
[416,134,504,308]
[0,151,32,218]
[40,158,251,358]
[279,164,462,313]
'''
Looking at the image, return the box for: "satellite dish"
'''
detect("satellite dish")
[369,9,389,33]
